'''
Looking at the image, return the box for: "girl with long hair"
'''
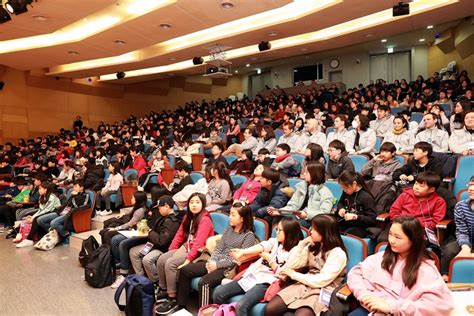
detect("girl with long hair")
[206,161,233,211]
[155,193,214,314]
[347,216,453,316]
[264,214,347,316]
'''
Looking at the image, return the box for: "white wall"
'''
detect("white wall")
[260,45,429,91]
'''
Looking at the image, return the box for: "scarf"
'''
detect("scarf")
[275,153,291,163]
[392,127,406,135]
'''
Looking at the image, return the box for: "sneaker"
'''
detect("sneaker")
[16,239,34,248]
[110,275,125,289]
[102,210,113,216]
[12,233,23,243]
[155,287,168,301]
[95,210,104,216]
[155,299,180,315]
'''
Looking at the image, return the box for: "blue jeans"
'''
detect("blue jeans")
[110,234,147,273]
[51,215,68,237]
[213,280,268,316]
[36,213,59,231]
[348,307,369,316]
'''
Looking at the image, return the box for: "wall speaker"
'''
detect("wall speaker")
[258,41,271,52]
[0,81,4,91]
[393,2,409,17]
[192,57,204,65]
[116,72,126,79]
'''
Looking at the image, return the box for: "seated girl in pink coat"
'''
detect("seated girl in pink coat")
[347,216,453,316]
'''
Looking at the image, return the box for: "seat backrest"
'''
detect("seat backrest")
[210,212,230,235]
[391,107,405,116]
[449,257,474,283]
[394,155,406,166]
[411,112,424,123]
[124,168,138,179]
[254,218,269,241]
[291,154,305,173]
[225,155,238,166]
[168,155,176,168]
[288,178,304,189]
[341,234,368,272]
[275,129,284,141]
[375,137,383,153]
[326,127,335,135]
[349,155,369,173]
[457,189,468,201]
[375,242,388,253]
[230,175,248,187]
[103,168,110,181]
[325,181,342,205]
[87,190,96,210]
[453,156,474,197]
[190,172,204,183]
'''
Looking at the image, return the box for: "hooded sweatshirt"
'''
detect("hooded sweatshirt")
[361,158,402,181]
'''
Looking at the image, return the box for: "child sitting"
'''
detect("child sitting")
[271,143,298,179]
[361,142,402,182]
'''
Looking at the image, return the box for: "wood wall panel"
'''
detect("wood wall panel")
[0,66,242,143]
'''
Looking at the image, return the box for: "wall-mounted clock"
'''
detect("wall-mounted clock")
[329,59,340,69]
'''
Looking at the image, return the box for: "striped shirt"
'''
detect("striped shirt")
[454,198,474,248]
[211,227,257,269]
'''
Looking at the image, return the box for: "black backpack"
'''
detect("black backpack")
[114,274,155,316]
[79,235,99,267]
[84,245,115,288]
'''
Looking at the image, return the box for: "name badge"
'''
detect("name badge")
[319,288,333,306]
[237,272,258,292]
[139,242,154,256]
[425,227,440,247]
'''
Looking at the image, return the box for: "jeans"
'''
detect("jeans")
[213,281,269,316]
[348,307,369,316]
[110,234,147,273]
[36,213,59,231]
[50,215,68,237]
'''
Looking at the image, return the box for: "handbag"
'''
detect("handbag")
[261,280,282,302]
[35,229,60,251]
[197,304,220,316]
[212,302,237,316]
[19,221,32,241]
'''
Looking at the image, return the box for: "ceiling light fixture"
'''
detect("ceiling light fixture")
[159,23,171,29]
[234,70,238,74]
[419,38,425,42]
[381,39,387,43]
[388,47,394,53]
[32,14,48,21]
[0,6,11,23]
[268,32,278,37]
[245,64,250,67]
[427,25,433,29]
[220,1,234,10]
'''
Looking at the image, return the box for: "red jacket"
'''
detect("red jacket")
[127,156,147,177]
[390,188,446,230]
[233,179,261,204]
[169,211,214,261]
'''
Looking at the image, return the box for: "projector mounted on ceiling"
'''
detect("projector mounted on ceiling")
[393,2,410,17]
[203,45,232,78]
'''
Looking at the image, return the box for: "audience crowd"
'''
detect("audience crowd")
[0,69,473,316]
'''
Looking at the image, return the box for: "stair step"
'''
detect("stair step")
[70,229,101,250]
[90,212,119,230]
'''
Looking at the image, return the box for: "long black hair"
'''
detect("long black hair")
[382,216,432,289]
[338,170,374,199]
[309,214,347,258]
[279,217,303,251]
[182,193,207,239]
[132,190,147,213]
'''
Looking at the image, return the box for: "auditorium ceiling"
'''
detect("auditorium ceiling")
[0,0,473,83]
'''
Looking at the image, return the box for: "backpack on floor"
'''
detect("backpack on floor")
[114,274,155,316]
[84,245,115,288]
[79,235,100,267]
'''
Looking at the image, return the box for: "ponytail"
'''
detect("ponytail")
[338,170,374,198]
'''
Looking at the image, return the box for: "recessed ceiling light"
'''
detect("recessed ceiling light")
[160,23,171,29]
[32,15,48,21]
[68,51,79,55]
[419,38,425,42]
[427,25,433,29]
[250,57,258,61]
[301,48,308,51]
[234,70,238,74]
[245,64,250,67]
[268,32,278,37]
[114,39,126,45]
[387,47,394,53]
[220,1,234,9]
[381,39,387,43]
[169,57,176,61]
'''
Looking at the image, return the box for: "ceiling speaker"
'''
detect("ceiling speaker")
[393,2,409,17]
[116,72,126,79]
[258,41,271,52]
[192,57,204,65]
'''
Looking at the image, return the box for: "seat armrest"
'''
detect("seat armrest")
[376,213,390,222]
[237,254,260,265]
[436,219,452,229]
[336,284,353,301]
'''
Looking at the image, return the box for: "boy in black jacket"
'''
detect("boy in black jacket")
[129,195,181,286]
[392,142,442,183]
